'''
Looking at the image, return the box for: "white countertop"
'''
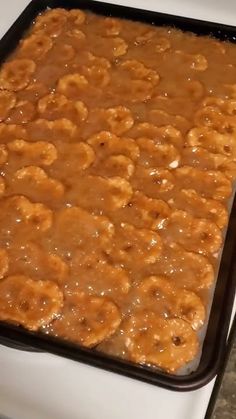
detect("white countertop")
[0,2,235,419]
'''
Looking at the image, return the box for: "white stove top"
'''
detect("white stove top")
[0,2,236,419]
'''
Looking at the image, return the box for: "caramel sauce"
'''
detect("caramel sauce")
[0,8,236,373]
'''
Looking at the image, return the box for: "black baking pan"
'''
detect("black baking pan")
[0,0,236,392]
[205,315,236,418]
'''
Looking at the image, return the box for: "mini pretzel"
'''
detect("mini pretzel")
[137,80,158,100]
[174,289,205,331]
[31,118,78,141]
[38,93,88,122]
[222,100,236,116]
[124,311,198,372]
[112,37,128,57]
[132,166,175,200]
[57,73,88,98]
[54,206,114,252]
[224,84,236,99]
[66,31,85,47]
[29,252,64,283]
[103,17,122,36]
[187,127,236,160]
[0,123,29,141]
[211,40,226,54]
[101,176,133,210]
[19,33,53,60]
[75,175,133,212]
[7,140,58,166]
[6,241,69,285]
[12,166,64,202]
[175,50,208,71]
[0,176,5,196]
[94,155,135,179]
[184,80,204,100]
[0,144,8,165]
[3,195,53,232]
[201,97,236,118]
[120,60,159,86]
[135,29,156,45]
[201,96,225,110]
[54,44,76,64]
[87,53,111,70]
[34,8,68,38]
[182,145,236,177]
[117,79,153,103]
[161,243,215,290]
[57,142,95,174]
[71,255,131,302]
[14,164,59,185]
[218,160,236,180]
[12,250,60,287]
[136,276,205,330]
[68,9,86,25]
[136,275,173,313]
[23,82,49,102]
[6,100,35,124]
[168,189,228,230]
[148,109,191,134]
[48,292,121,347]
[0,275,63,331]
[155,37,171,53]
[130,123,183,147]
[37,93,68,116]
[155,81,203,101]
[88,131,140,160]
[163,209,222,255]
[0,249,9,279]
[114,191,170,230]
[82,65,110,88]
[111,223,162,265]
[137,137,180,168]
[0,91,16,122]
[194,106,227,131]
[104,106,134,135]
[129,122,161,139]
[175,166,232,201]
[190,54,208,71]
[74,101,88,121]
[0,59,36,91]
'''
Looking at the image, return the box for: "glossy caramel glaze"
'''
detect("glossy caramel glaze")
[0,8,236,373]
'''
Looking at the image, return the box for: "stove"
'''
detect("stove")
[0,1,236,418]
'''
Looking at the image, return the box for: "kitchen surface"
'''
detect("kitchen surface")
[214,340,236,418]
[0,1,236,419]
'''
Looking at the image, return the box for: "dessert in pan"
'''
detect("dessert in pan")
[0,7,235,374]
